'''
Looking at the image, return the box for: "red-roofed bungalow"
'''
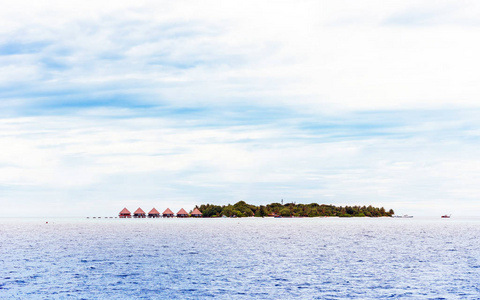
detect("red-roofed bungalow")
[119,208,131,218]
[148,208,160,218]
[133,207,146,218]
[177,208,188,218]
[191,208,202,218]
[163,208,174,218]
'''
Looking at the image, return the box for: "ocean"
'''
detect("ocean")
[1,217,480,299]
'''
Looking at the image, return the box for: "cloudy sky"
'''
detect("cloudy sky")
[1,0,480,217]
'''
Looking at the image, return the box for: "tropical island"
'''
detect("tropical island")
[197,201,394,218]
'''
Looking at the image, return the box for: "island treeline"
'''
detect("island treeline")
[197,201,394,218]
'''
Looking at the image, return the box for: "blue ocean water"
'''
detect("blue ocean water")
[1,217,480,299]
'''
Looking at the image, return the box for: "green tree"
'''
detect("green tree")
[279,208,291,217]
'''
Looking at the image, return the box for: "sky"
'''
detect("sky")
[1,0,480,217]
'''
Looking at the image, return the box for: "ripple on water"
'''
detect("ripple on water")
[2,217,480,298]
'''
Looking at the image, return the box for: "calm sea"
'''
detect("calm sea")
[1,217,480,299]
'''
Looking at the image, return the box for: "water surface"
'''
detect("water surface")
[1,217,480,299]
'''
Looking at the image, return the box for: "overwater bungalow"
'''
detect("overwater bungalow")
[163,208,174,218]
[119,208,131,218]
[148,208,161,218]
[191,208,203,218]
[177,208,189,218]
[133,207,146,218]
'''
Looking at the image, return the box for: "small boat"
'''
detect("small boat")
[441,215,451,218]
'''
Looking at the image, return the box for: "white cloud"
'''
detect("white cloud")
[1,0,480,111]
[2,109,480,216]
[2,1,480,216]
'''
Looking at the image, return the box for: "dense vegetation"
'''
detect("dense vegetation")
[197,201,394,218]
